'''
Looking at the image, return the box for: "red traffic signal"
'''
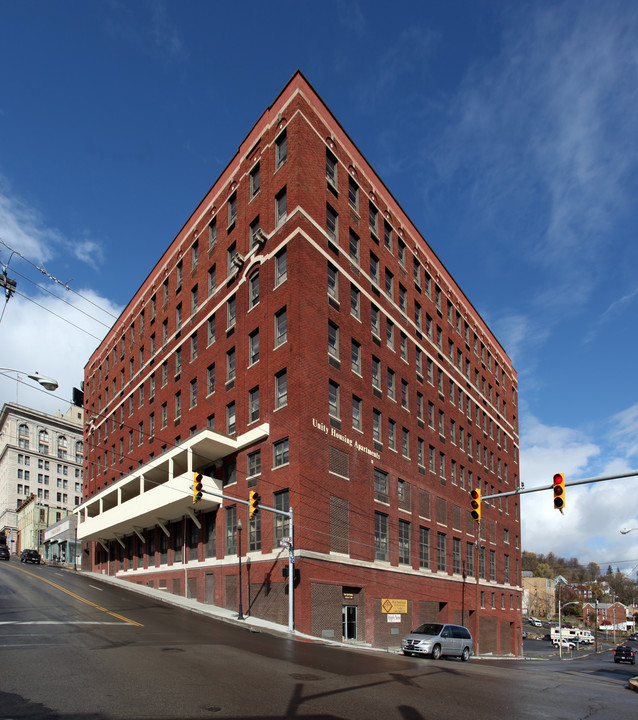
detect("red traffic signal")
[193,472,203,504]
[249,490,261,519]
[553,473,565,511]
[470,488,481,523]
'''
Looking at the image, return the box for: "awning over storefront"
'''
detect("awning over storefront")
[75,424,268,543]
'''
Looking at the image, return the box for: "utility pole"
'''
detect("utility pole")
[1,267,17,299]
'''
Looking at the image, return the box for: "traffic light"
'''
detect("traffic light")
[193,472,203,504]
[249,490,261,519]
[470,488,481,523]
[553,473,565,512]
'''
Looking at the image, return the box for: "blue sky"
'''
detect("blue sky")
[1,0,637,572]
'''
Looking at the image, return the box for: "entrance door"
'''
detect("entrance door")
[342,605,357,641]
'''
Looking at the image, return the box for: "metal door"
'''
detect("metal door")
[342,605,357,641]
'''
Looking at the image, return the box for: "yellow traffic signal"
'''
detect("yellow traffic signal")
[553,473,565,512]
[470,488,481,523]
[249,490,261,519]
[193,472,203,504]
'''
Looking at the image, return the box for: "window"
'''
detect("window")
[348,176,359,213]
[191,332,198,360]
[192,240,199,269]
[371,304,380,337]
[275,188,288,227]
[176,260,183,290]
[275,307,287,347]
[398,238,406,267]
[326,149,337,188]
[249,387,259,423]
[275,247,287,285]
[401,379,409,409]
[174,391,181,420]
[275,130,287,169]
[228,192,237,228]
[328,380,340,419]
[273,437,289,468]
[326,204,338,242]
[226,348,236,383]
[208,265,217,296]
[227,402,236,435]
[207,314,216,345]
[369,203,378,236]
[207,363,215,395]
[387,368,396,400]
[138,421,144,446]
[328,321,339,359]
[227,241,237,275]
[437,532,447,572]
[208,218,217,250]
[372,356,381,391]
[370,252,380,285]
[161,402,167,428]
[327,263,339,302]
[384,268,394,299]
[273,489,289,541]
[190,379,197,408]
[384,221,392,252]
[249,329,259,366]
[388,419,396,450]
[225,505,237,555]
[453,538,461,575]
[350,284,360,319]
[375,512,388,561]
[247,450,261,478]
[420,527,430,568]
[386,319,394,350]
[373,408,382,442]
[250,163,260,199]
[399,520,411,564]
[402,427,410,458]
[274,369,287,409]
[250,216,261,248]
[352,395,362,430]
[349,230,359,264]
[227,295,236,330]
[176,303,182,331]
[399,284,407,314]
[351,339,361,374]
[249,271,259,308]
[175,347,182,376]
[374,467,388,503]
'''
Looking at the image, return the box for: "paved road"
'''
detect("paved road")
[1,559,636,719]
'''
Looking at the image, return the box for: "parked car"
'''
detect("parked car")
[522,630,528,639]
[553,638,576,650]
[614,645,636,664]
[528,617,543,627]
[401,623,473,661]
[0,545,10,560]
[627,633,638,642]
[20,549,41,564]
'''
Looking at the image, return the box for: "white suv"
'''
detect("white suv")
[528,617,543,627]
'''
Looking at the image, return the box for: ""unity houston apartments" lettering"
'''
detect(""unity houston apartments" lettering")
[312,418,381,460]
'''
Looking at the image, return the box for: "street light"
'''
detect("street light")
[237,518,244,621]
[0,367,59,392]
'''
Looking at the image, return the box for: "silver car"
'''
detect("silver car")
[401,623,473,661]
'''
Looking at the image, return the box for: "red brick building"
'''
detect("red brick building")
[77,72,522,654]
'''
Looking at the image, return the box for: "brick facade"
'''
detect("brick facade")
[79,72,522,654]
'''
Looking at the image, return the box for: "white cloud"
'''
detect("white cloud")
[0,288,121,416]
[520,412,638,571]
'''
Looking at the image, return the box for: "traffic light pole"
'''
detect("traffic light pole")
[481,468,638,502]
[194,483,295,633]
[475,524,481,656]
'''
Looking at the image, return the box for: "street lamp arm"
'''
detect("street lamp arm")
[0,368,58,391]
[620,528,638,535]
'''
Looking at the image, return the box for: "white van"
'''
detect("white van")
[401,623,473,661]
[529,617,543,627]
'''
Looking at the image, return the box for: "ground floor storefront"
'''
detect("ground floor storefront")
[84,540,522,655]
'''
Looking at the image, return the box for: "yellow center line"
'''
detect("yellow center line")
[8,566,143,626]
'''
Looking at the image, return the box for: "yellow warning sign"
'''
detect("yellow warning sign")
[381,598,407,614]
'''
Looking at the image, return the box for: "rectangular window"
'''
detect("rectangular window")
[371,304,380,336]
[275,187,287,226]
[328,321,339,359]
[375,512,388,561]
[374,467,388,503]
[326,149,337,188]
[249,329,259,366]
[369,203,378,236]
[208,218,217,250]
[275,130,287,169]
[247,450,261,478]
[227,295,236,330]
[352,395,362,430]
[207,363,215,395]
[326,204,338,242]
[372,408,382,442]
[249,386,259,423]
[348,176,359,213]
[249,271,259,308]
[208,265,217,296]
[453,538,461,575]
[228,192,237,228]
[328,380,340,419]
[273,489,289,541]
[349,230,359,264]
[327,262,339,302]
[384,221,392,252]
[207,314,216,345]
[275,248,287,287]
[190,379,197,408]
[351,339,361,375]
[273,437,289,468]
[250,163,260,199]
[174,391,181,420]
[275,307,287,347]
[399,519,411,564]
[370,252,379,285]
[226,348,236,383]
[437,532,447,572]
[274,369,287,409]
[227,402,236,435]
[350,284,360,319]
